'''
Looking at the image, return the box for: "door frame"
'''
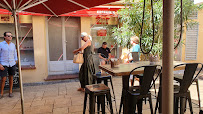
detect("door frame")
[46,16,81,75]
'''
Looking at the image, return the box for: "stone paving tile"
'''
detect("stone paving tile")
[31,100,46,107]
[53,107,68,114]
[28,105,53,114]
[53,97,71,108]
[0,78,202,114]
[68,105,84,113]
[44,98,55,105]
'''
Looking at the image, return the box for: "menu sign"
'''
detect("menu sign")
[97,29,107,36]
[1,16,10,21]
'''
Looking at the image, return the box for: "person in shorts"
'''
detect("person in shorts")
[0,32,17,98]
[98,42,111,65]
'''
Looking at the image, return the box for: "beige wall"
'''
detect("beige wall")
[0,15,32,23]
[81,17,91,36]
[80,17,91,45]
[181,9,203,63]
[22,16,48,83]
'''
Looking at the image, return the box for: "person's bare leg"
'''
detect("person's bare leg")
[1,77,7,96]
[9,75,13,94]
[100,60,106,74]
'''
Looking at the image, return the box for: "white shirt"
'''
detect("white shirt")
[0,41,17,67]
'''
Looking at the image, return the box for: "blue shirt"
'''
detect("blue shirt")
[132,44,140,52]
[0,41,17,67]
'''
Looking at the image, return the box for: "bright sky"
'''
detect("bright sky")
[194,0,203,4]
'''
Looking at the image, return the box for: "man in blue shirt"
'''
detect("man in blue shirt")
[0,32,17,98]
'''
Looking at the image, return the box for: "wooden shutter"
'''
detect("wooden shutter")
[185,24,199,60]
[188,11,198,19]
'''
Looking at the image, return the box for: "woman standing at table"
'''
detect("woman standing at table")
[73,32,93,92]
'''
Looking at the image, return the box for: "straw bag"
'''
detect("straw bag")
[73,53,84,64]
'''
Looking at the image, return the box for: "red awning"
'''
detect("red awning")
[0,0,119,16]
[60,6,123,17]
[0,9,50,16]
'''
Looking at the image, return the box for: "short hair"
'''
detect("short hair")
[102,42,107,45]
[4,31,12,37]
[131,36,139,44]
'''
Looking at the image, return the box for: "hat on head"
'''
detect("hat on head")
[81,32,88,38]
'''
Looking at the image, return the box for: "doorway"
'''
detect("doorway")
[47,16,81,75]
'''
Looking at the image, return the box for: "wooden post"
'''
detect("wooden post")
[162,0,174,114]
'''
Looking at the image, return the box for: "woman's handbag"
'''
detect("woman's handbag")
[73,53,84,64]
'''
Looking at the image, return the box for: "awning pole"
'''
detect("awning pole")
[41,3,58,17]
[67,0,89,9]
[17,0,48,12]
[3,0,12,10]
[13,0,25,113]
[162,0,174,114]
[14,11,25,114]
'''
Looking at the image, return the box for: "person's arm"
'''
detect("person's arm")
[0,44,4,70]
[107,48,111,61]
[73,40,91,54]
[99,53,107,61]
[108,53,111,61]
[14,45,18,63]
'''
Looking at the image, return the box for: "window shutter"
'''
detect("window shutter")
[188,11,198,19]
[185,24,199,60]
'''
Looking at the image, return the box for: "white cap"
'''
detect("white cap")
[81,32,92,41]
[81,32,88,38]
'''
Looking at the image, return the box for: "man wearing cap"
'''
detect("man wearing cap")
[0,32,17,98]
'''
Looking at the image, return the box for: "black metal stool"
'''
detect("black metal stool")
[83,84,113,114]
[87,54,117,112]
[93,73,117,104]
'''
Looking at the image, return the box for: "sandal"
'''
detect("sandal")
[81,88,85,92]
[9,93,14,98]
[77,88,84,91]
[0,95,3,99]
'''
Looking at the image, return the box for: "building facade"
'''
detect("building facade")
[0,7,119,83]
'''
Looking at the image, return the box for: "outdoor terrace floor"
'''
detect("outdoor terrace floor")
[0,76,202,114]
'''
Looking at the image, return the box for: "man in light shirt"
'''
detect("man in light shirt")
[0,32,17,98]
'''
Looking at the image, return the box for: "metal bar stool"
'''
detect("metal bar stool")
[87,53,117,113]
[119,65,162,114]
[155,63,203,114]
[83,84,113,114]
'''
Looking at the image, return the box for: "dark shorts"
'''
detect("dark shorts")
[0,65,16,77]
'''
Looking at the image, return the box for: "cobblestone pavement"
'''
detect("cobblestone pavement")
[0,77,202,114]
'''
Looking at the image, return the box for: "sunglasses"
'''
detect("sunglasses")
[6,35,12,37]
[81,37,84,40]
